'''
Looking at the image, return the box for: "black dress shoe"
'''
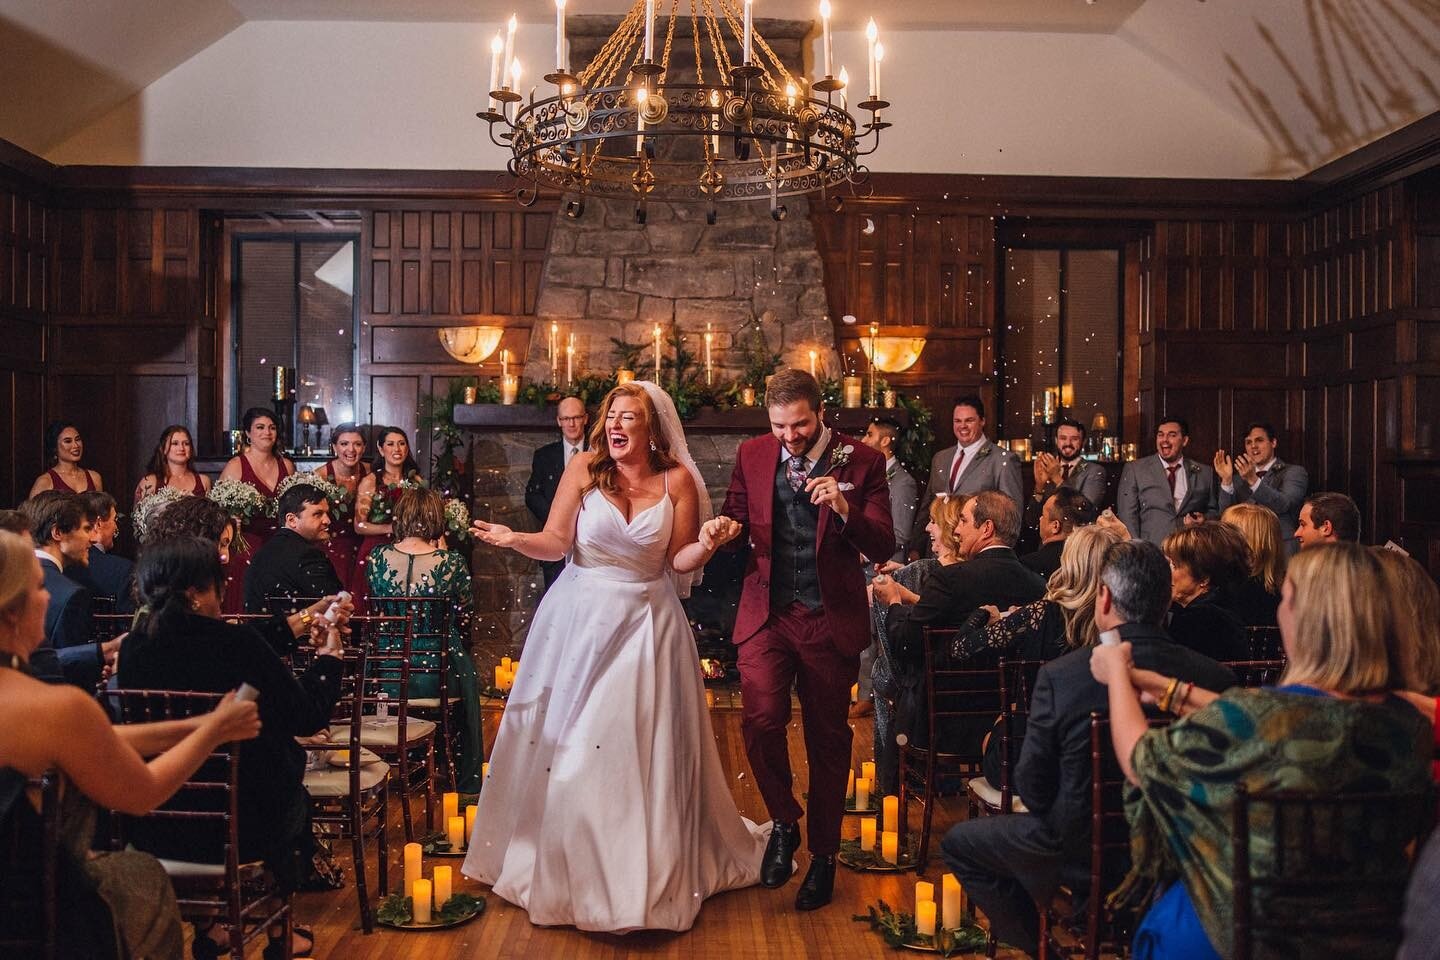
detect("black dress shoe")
[794,855,836,911]
[760,821,800,888]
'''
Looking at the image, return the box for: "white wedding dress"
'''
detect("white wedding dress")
[462,479,770,933]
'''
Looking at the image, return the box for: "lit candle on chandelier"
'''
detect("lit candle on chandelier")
[502,13,517,87]
[866,19,878,100]
[743,0,753,64]
[704,323,714,386]
[874,42,884,103]
[509,58,523,121]
[652,324,663,383]
[555,0,567,73]
[819,0,833,78]
[785,81,797,140]
[488,32,503,110]
[838,65,849,111]
[644,0,656,60]
[809,348,818,379]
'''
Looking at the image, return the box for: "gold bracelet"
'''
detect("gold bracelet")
[1157,676,1181,713]
[300,611,315,628]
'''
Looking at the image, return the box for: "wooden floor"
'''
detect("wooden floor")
[267,691,1032,959]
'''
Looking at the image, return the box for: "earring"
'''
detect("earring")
[650,439,657,452]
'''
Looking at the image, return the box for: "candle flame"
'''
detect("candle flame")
[555,0,565,8]
[866,18,877,41]
[507,13,517,32]
[491,33,503,54]
[819,0,830,18]
[785,81,797,100]
[838,66,849,88]
[636,86,648,103]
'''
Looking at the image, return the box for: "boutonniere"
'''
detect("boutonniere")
[815,443,855,480]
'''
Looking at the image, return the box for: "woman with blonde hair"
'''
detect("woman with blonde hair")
[461,382,769,932]
[1091,542,1431,959]
[1373,547,1440,696]
[1221,501,1285,627]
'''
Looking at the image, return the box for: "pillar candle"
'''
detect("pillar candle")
[881,829,899,864]
[843,375,862,408]
[916,899,937,937]
[942,874,963,931]
[494,665,507,689]
[465,804,477,840]
[442,791,459,825]
[854,777,870,811]
[845,769,855,801]
[403,841,422,895]
[850,682,859,703]
[882,794,899,833]
[644,0,655,60]
[554,0,566,71]
[819,0,833,77]
[501,375,518,405]
[447,815,466,851]
[743,0,753,63]
[433,865,453,909]
[915,880,935,906]
[859,816,877,851]
[861,761,876,782]
[549,323,559,377]
[412,878,432,923]
[704,323,714,386]
[482,761,491,780]
[501,656,513,671]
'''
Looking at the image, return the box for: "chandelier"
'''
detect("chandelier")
[477,0,891,222]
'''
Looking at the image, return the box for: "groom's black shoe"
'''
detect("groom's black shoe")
[794,855,836,911]
[760,821,800,888]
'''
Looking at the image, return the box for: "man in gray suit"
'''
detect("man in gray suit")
[1031,418,1108,511]
[1116,416,1218,545]
[861,417,919,563]
[909,395,1023,558]
[1215,420,1308,554]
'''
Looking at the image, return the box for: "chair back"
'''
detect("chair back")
[1222,659,1288,688]
[919,627,1005,765]
[365,595,453,700]
[994,658,1045,812]
[1232,783,1435,960]
[1246,626,1284,660]
[91,611,131,645]
[0,769,62,960]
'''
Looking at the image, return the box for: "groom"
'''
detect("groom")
[721,368,894,910]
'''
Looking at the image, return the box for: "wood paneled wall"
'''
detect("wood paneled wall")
[0,153,50,505]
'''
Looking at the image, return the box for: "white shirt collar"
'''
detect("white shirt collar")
[958,436,987,460]
[1157,453,1184,469]
[885,456,898,472]
[1254,457,1277,473]
[779,425,832,468]
[34,549,59,568]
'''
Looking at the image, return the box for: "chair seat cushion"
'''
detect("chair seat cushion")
[155,857,264,879]
[328,716,437,747]
[407,696,462,710]
[303,760,391,798]
[966,776,1029,814]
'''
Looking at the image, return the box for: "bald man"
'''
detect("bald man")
[525,396,590,590]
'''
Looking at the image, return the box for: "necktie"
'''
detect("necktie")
[787,455,808,492]
[948,449,966,492]
[1255,469,1268,479]
[1166,463,1180,499]
[1061,462,1073,483]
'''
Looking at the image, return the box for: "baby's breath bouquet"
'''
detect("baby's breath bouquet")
[276,472,351,518]
[131,486,190,541]
[208,477,274,522]
[443,498,471,542]
[367,477,422,524]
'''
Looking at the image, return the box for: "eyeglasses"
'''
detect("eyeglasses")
[558,416,586,423]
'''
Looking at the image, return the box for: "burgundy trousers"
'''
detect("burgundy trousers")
[737,602,860,855]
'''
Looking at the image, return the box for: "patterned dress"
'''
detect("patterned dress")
[366,546,483,792]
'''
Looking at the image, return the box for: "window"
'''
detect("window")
[233,236,358,447]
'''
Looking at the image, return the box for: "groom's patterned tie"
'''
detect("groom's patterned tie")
[786,454,808,492]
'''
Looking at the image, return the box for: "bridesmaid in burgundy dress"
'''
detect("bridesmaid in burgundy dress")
[132,425,211,506]
[353,426,423,603]
[27,421,104,498]
[319,424,370,604]
[217,408,295,613]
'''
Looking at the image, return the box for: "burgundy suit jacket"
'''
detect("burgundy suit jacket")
[721,431,894,658]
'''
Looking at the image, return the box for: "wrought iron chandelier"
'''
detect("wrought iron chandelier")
[478,0,891,222]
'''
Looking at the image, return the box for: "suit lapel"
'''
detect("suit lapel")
[813,433,840,552]
[955,440,990,489]
[749,435,779,530]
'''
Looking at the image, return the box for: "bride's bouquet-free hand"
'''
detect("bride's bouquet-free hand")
[209,477,275,522]
[274,472,351,518]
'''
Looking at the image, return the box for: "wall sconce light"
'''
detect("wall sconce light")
[438,325,504,365]
[860,336,927,373]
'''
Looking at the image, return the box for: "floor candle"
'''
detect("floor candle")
[916,899,937,937]
[403,841,422,894]
[859,817,877,851]
[861,761,876,782]
[846,769,855,801]
[447,815,465,851]
[854,777,870,811]
[412,878,432,923]
[442,791,459,825]
[465,804,477,840]
[883,794,899,833]
[482,762,491,780]
[433,865,452,909]
[916,880,935,905]
[881,829,899,864]
[942,874,963,930]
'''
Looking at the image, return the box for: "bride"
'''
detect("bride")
[462,381,770,932]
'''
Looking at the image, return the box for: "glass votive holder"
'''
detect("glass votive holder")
[842,376,863,409]
[617,369,635,385]
[882,389,897,409]
[741,386,757,407]
[463,385,478,405]
[500,376,518,405]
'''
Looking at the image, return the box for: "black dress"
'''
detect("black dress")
[116,613,342,891]
[1223,576,1281,629]
[1166,591,1249,662]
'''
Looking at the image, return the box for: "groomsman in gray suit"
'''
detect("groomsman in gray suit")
[909,396,1023,558]
[861,417,919,563]
[1031,418,1108,511]
[1214,421,1308,554]
[1115,416,1218,545]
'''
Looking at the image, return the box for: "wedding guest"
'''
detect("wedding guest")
[909,397,1023,557]
[118,537,343,959]
[1220,502,1285,628]
[1091,542,1431,960]
[144,495,348,658]
[1296,491,1361,549]
[861,416,920,563]
[0,529,261,960]
[1020,488,1096,581]
[318,423,370,601]
[132,424,210,505]
[525,398,589,591]
[78,490,135,614]
[1116,417,1217,545]
[1374,547,1440,696]
[27,420,103,498]
[367,487,483,791]
[243,482,342,615]
[355,426,423,585]
[1031,418,1107,511]
[21,492,112,687]
[939,540,1235,956]
[217,409,295,613]
[867,494,967,794]
[0,509,29,539]
[1215,421,1308,554]
[1162,522,1250,661]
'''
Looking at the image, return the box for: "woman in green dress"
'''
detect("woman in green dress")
[365,487,483,792]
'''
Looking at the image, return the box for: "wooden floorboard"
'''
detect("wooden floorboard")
[239,692,1035,959]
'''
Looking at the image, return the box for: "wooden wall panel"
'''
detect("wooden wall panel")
[0,165,49,505]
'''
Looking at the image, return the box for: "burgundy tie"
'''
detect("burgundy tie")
[1166,463,1180,498]
[948,449,965,492]
[1061,462,1073,483]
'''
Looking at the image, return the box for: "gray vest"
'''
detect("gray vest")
[771,455,823,611]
